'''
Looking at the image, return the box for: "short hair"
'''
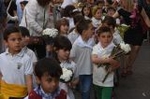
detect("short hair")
[62,5,75,17]
[34,57,62,79]
[20,1,28,6]
[55,18,69,31]
[107,6,116,12]
[76,19,92,35]
[53,35,72,51]
[96,26,111,36]
[3,26,21,41]
[19,26,30,37]
[102,16,116,28]
[73,14,84,25]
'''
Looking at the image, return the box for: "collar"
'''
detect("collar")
[34,86,61,99]
[74,36,93,49]
[5,48,24,57]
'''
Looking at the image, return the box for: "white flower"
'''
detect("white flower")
[120,42,131,53]
[60,68,73,82]
[42,28,58,38]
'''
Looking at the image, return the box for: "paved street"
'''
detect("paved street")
[114,42,150,99]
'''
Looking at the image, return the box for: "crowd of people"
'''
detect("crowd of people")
[0,0,150,99]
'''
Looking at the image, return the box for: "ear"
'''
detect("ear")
[4,40,8,47]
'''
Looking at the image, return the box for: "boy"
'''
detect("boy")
[19,26,37,65]
[0,26,33,98]
[92,26,120,99]
[70,19,94,99]
[19,26,38,88]
[24,57,67,99]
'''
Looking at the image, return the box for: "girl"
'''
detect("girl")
[55,18,69,36]
[91,5,103,28]
[81,4,92,20]
[53,35,78,99]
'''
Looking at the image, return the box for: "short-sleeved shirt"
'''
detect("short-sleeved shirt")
[0,49,33,85]
[92,42,115,87]
[70,44,93,76]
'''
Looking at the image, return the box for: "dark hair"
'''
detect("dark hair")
[3,26,21,41]
[55,18,69,31]
[81,5,92,18]
[53,35,72,51]
[20,1,28,6]
[62,5,75,17]
[34,57,62,79]
[53,35,72,63]
[73,14,85,25]
[76,19,92,35]
[102,16,116,28]
[36,0,51,7]
[107,6,116,12]
[19,26,30,37]
[96,26,111,36]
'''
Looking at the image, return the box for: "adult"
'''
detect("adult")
[0,0,7,53]
[113,0,146,76]
[20,0,54,59]
[4,0,18,26]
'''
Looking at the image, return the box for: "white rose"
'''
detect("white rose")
[60,68,73,82]
[120,42,131,53]
[42,28,58,38]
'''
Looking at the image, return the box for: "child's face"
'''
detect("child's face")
[60,24,69,35]
[94,9,102,20]
[21,36,30,47]
[84,23,94,40]
[107,10,115,16]
[83,7,90,16]
[57,49,70,61]
[98,32,113,48]
[5,32,22,54]
[37,73,59,93]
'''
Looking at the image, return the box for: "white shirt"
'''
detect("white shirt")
[0,49,33,85]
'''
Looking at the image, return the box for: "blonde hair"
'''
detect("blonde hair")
[92,5,101,16]
[120,0,134,12]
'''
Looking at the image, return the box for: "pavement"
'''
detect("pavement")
[74,41,150,99]
[114,42,150,99]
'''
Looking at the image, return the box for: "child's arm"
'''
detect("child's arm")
[92,54,120,70]
[92,54,109,65]
[25,74,33,94]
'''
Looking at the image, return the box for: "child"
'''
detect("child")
[70,19,94,99]
[25,57,67,99]
[0,26,33,98]
[53,35,77,99]
[19,26,37,64]
[19,26,38,88]
[68,15,84,44]
[81,4,92,20]
[92,26,120,99]
[55,18,69,36]
[91,5,103,28]
[102,16,123,44]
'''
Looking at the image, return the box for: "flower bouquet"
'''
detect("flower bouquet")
[60,68,73,83]
[99,42,131,83]
[117,24,130,38]
[42,28,58,38]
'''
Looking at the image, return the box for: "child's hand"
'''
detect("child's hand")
[69,78,79,89]
[107,57,120,71]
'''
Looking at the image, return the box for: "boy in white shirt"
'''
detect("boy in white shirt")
[0,26,33,98]
[92,26,120,99]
